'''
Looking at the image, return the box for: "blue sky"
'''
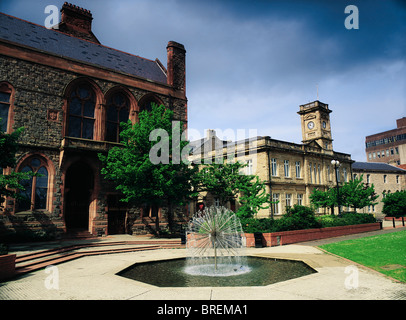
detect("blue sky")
[1,0,405,161]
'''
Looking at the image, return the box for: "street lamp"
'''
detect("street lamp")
[331,159,341,217]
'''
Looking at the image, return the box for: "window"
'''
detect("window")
[284,160,290,177]
[297,194,303,205]
[368,153,372,160]
[246,159,253,175]
[383,175,387,183]
[285,193,292,208]
[271,158,277,176]
[67,84,96,139]
[318,164,321,183]
[143,205,159,218]
[343,167,347,182]
[309,162,313,183]
[214,198,220,207]
[106,92,130,142]
[139,95,161,113]
[314,164,317,184]
[367,174,370,184]
[0,84,11,132]
[328,165,331,181]
[18,157,49,211]
[396,175,399,184]
[390,148,394,155]
[272,193,280,214]
[295,161,301,178]
[395,147,399,154]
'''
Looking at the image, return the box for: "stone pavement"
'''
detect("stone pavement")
[0,228,405,300]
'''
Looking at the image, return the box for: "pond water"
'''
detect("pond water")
[117,256,316,287]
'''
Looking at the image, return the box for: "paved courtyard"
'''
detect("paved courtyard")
[1,228,405,300]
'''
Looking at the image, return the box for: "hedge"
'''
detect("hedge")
[241,205,376,233]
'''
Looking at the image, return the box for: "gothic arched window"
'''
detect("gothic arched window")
[0,82,13,132]
[105,92,130,142]
[67,84,96,139]
[18,157,49,211]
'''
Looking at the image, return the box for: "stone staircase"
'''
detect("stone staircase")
[13,238,184,277]
[61,229,96,240]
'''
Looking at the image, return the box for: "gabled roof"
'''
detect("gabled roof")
[352,161,406,173]
[0,12,167,84]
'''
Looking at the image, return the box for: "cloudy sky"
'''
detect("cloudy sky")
[1,0,405,161]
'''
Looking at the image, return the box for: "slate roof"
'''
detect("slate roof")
[0,12,167,84]
[352,161,406,172]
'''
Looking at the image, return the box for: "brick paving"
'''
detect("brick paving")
[0,229,405,300]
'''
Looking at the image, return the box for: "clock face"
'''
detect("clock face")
[307,121,315,130]
[322,121,327,129]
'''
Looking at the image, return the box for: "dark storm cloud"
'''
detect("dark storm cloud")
[0,0,405,161]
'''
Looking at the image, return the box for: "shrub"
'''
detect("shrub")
[382,190,406,218]
[317,213,376,228]
[0,243,8,255]
[274,205,321,232]
[340,212,376,225]
[241,218,276,233]
[241,206,377,233]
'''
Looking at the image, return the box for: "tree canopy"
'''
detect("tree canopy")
[194,161,270,219]
[382,190,406,217]
[310,175,378,213]
[0,124,32,209]
[98,104,198,233]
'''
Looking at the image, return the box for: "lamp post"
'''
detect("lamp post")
[331,159,341,217]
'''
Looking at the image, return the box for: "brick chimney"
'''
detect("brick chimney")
[58,2,100,44]
[167,41,186,93]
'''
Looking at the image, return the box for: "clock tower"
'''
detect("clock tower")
[298,100,333,150]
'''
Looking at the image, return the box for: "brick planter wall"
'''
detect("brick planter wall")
[384,217,405,221]
[245,223,381,247]
[0,254,16,281]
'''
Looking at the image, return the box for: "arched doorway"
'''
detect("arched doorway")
[64,161,94,230]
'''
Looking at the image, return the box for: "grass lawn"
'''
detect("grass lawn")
[319,230,406,283]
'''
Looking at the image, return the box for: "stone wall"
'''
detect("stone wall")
[0,44,187,236]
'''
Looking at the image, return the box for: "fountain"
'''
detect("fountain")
[184,206,251,276]
[117,206,317,287]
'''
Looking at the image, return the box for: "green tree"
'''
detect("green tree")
[310,175,378,214]
[0,124,33,209]
[195,161,270,219]
[309,188,336,215]
[98,104,198,234]
[340,175,379,212]
[382,190,406,217]
[237,175,270,219]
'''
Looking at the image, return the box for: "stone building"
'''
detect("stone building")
[0,3,187,237]
[189,100,354,218]
[352,162,406,215]
[365,117,406,168]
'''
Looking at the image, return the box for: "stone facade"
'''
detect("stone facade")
[0,3,187,237]
[352,162,406,215]
[189,101,354,218]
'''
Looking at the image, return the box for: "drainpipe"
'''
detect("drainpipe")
[266,144,273,218]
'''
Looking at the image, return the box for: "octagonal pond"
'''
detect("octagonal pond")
[117,256,317,287]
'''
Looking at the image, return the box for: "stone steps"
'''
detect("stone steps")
[13,239,184,276]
